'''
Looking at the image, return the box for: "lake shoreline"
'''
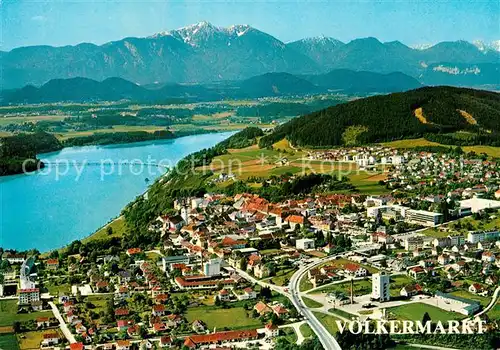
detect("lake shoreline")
[1,131,236,251]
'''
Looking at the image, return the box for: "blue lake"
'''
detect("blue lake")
[0,132,233,251]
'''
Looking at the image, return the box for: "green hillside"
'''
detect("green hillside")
[259,86,500,148]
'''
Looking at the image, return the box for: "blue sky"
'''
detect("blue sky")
[1,0,499,51]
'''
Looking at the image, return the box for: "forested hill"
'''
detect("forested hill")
[259,86,500,148]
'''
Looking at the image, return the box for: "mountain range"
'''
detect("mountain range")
[1,21,499,90]
[0,69,422,104]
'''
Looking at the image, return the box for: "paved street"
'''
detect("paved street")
[49,301,77,344]
[288,256,342,350]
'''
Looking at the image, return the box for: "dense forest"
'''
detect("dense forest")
[259,86,500,148]
[63,130,176,147]
[0,132,62,176]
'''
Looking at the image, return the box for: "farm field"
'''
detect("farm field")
[387,302,460,322]
[0,300,53,327]
[0,334,19,350]
[382,138,500,158]
[0,115,67,126]
[185,306,262,330]
[17,330,62,350]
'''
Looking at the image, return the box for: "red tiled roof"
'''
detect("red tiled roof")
[42,333,59,339]
[127,248,142,255]
[153,304,165,312]
[69,343,84,350]
[183,329,258,345]
[344,263,361,272]
[114,308,129,316]
[286,215,304,224]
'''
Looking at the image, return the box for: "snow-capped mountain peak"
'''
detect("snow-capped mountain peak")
[473,39,500,52]
[411,43,434,50]
[150,22,255,46]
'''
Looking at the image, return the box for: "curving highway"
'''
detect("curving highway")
[288,257,342,350]
[234,255,343,349]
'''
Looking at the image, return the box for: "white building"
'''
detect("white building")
[435,291,480,316]
[372,271,390,302]
[296,238,315,250]
[18,288,40,305]
[405,209,443,227]
[459,198,500,213]
[203,258,221,277]
[467,230,500,244]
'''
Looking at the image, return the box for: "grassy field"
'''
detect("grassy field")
[381,138,500,157]
[389,275,414,297]
[299,274,314,292]
[302,297,323,308]
[17,330,62,350]
[422,214,500,238]
[387,302,460,322]
[0,334,19,350]
[328,308,356,320]
[45,282,72,296]
[54,125,169,140]
[449,290,490,307]
[311,279,371,296]
[486,298,500,320]
[185,306,262,330]
[280,327,298,344]
[82,216,127,243]
[299,323,314,338]
[0,300,54,327]
[266,268,297,287]
[0,115,67,126]
[205,142,389,194]
[382,138,441,148]
[347,172,390,195]
[312,312,341,336]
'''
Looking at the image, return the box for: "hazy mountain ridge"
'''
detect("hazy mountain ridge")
[1,21,499,89]
[0,69,422,104]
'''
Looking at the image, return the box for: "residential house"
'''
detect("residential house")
[152,304,166,317]
[254,301,272,316]
[46,259,59,271]
[41,333,60,347]
[192,320,206,333]
[116,340,131,350]
[469,283,484,294]
[265,322,279,337]
[400,284,422,298]
[408,266,426,279]
[343,263,368,277]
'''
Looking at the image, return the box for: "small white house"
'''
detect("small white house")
[296,238,315,250]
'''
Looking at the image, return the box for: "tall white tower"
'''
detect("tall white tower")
[372,271,390,302]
